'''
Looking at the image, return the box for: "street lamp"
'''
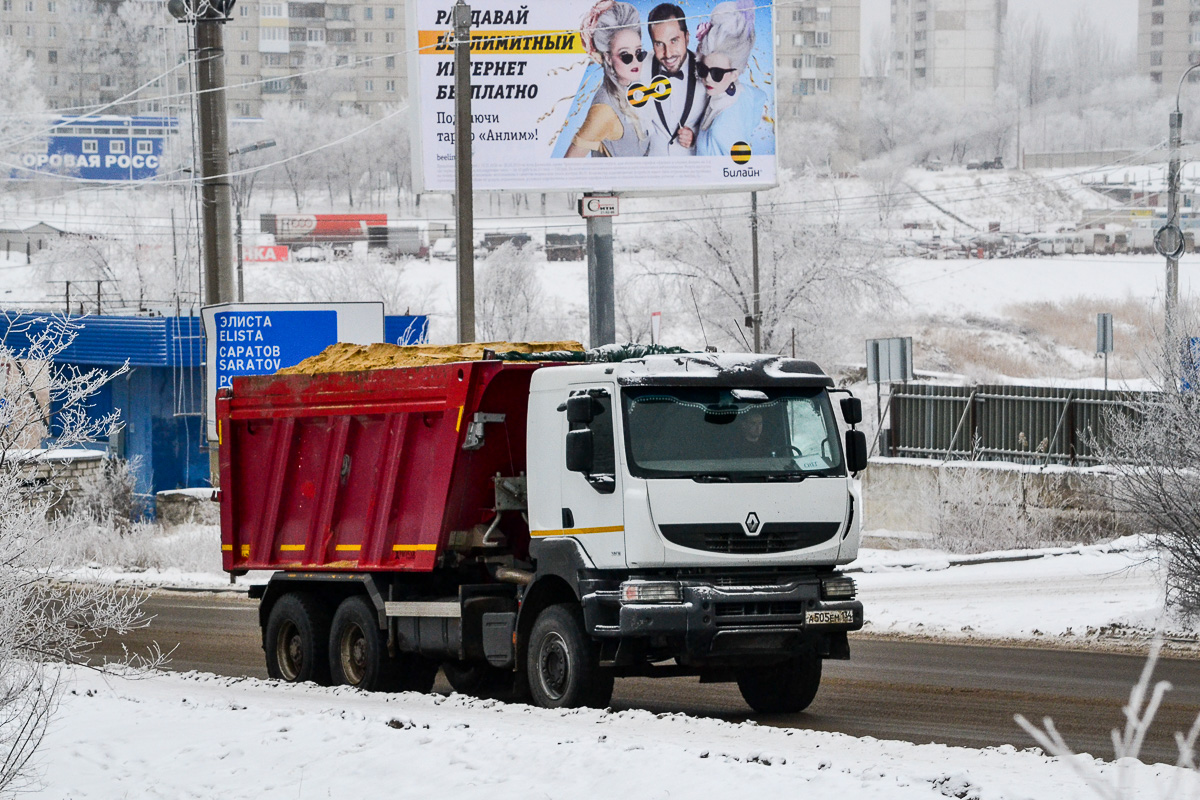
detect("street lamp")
[1161,64,1200,327]
[229,139,277,302]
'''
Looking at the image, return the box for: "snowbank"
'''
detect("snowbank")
[33,665,1194,800]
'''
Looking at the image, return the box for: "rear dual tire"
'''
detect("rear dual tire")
[329,596,438,692]
[265,592,436,693]
[265,592,332,685]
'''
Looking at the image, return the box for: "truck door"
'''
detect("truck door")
[558,385,625,569]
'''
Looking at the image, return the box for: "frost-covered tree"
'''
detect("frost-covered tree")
[1100,310,1200,618]
[1000,9,1050,109]
[265,252,436,317]
[0,41,47,176]
[776,97,859,174]
[260,102,338,211]
[477,242,544,341]
[40,225,175,314]
[654,197,893,362]
[0,314,153,795]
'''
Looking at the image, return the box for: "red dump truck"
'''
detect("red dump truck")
[218,351,867,711]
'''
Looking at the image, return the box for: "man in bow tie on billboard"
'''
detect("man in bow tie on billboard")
[646,3,708,156]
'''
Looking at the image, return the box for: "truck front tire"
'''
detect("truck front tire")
[527,604,614,709]
[329,596,439,693]
[735,648,822,714]
[265,592,332,686]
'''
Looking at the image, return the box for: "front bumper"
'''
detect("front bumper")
[581,578,863,664]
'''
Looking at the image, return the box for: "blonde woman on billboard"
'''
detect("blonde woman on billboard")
[694,0,767,158]
[565,1,651,158]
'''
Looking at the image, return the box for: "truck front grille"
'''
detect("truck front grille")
[658,522,841,555]
[713,601,806,627]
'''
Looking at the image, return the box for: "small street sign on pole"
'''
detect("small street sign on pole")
[1097,312,1113,391]
[866,337,914,434]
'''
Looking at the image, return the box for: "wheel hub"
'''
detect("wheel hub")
[538,632,571,700]
[277,621,302,681]
[340,625,368,685]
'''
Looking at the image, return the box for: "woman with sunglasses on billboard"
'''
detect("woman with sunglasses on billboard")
[566,1,652,158]
[693,0,768,158]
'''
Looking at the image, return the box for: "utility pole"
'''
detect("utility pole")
[1165,107,1185,326]
[453,0,476,343]
[1162,64,1200,328]
[582,193,616,347]
[168,0,236,487]
[169,0,236,308]
[230,139,277,303]
[750,191,761,353]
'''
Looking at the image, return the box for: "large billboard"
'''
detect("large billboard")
[409,0,776,193]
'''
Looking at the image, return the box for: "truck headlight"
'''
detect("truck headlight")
[820,575,856,600]
[620,581,683,604]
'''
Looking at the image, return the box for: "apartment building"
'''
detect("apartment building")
[1137,0,1193,89]
[1,0,407,118]
[890,0,1006,102]
[774,0,861,116]
[224,0,406,117]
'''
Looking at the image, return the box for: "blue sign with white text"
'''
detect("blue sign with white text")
[214,310,337,391]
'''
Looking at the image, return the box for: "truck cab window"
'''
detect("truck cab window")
[568,390,615,494]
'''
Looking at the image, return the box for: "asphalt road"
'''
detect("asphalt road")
[91,591,1200,765]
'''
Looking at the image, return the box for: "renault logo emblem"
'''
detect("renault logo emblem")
[744,512,761,536]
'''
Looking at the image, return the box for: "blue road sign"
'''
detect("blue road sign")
[213,309,337,392]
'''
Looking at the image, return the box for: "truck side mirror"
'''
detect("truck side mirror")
[844,430,868,473]
[566,396,595,425]
[840,397,863,426]
[566,429,594,473]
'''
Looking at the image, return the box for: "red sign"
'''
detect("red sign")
[243,245,290,263]
[261,214,387,243]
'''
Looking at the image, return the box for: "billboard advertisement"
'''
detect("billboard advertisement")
[17,116,176,182]
[408,0,776,193]
[260,214,388,243]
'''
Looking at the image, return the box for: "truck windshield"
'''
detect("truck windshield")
[621,387,844,480]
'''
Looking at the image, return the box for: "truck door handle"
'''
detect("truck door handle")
[561,508,574,528]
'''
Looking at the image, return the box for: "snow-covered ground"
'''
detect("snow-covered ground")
[31,661,1195,800]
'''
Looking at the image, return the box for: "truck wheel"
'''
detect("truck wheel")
[527,604,612,709]
[330,596,388,690]
[735,648,822,714]
[329,596,439,693]
[265,592,332,685]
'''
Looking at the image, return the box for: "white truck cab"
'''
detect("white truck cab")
[519,353,866,712]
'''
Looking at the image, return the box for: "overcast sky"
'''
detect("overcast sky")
[860,0,1138,56]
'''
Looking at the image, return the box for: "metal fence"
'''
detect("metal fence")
[883,384,1150,465]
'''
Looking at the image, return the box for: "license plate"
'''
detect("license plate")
[805,609,854,626]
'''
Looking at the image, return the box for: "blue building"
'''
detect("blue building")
[0,312,429,513]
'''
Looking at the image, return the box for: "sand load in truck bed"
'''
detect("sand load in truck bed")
[277,340,585,375]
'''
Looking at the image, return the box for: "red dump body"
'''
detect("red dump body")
[217,360,550,574]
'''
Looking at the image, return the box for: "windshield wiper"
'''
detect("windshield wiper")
[690,472,808,483]
[763,473,808,482]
